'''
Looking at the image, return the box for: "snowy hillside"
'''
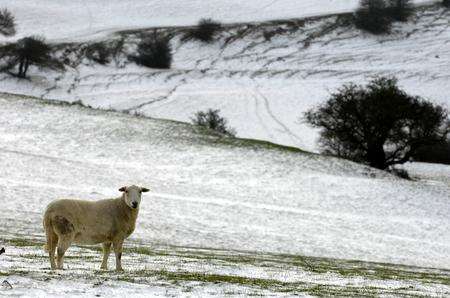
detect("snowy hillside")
[0,93,449,269]
[0,1,449,295]
[0,0,433,41]
[0,3,448,150]
[0,93,449,295]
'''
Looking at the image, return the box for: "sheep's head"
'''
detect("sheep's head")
[119,185,150,209]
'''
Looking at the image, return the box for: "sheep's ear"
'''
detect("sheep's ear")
[141,187,150,192]
[119,186,127,192]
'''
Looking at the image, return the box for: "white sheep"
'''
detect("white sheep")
[43,185,149,271]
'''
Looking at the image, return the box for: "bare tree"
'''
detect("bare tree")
[0,36,64,78]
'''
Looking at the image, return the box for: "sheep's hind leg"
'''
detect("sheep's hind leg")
[53,215,75,270]
[100,242,111,270]
[56,235,73,270]
[46,229,58,270]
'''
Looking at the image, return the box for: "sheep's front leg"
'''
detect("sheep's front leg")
[113,240,124,272]
[100,242,111,270]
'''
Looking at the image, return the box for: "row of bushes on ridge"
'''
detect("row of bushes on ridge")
[2,1,450,75]
[354,0,450,34]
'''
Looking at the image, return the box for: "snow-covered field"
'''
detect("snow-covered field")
[0,3,448,150]
[1,241,449,296]
[2,241,449,297]
[0,93,449,295]
[0,0,433,41]
[0,94,449,256]
[403,162,450,187]
[0,1,449,295]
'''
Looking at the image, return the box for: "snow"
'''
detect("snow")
[0,0,433,42]
[0,4,448,152]
[0,93,449,271]
[0,1,449,295]
[402,162,450,187]
[1,243,448,296]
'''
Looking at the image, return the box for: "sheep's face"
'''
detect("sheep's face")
[119,185,150,209]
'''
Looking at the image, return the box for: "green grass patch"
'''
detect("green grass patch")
[0,269,30,277]
[6,238,44,247]
[4,238,450,287]
[2,237,449,295]
[18,253,97,261]
[114,269,427,296]
[124,244,450,287]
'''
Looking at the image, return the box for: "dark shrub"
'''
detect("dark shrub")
[389,168,411,179]
[387,0,413,22]
[413,140,450,164]
[262,28,285,41]
[0,8,15,36]
[305,77,450,170]
[443,0,450,8]
[85,39,125,66]
[85,42,112,65]
[354,0,392,34]
[192,109,235,137]
[183,18,222,43]
[131,33,172,69]
[0,36,64,78]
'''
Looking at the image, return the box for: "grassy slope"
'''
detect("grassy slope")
[1,238,449,296]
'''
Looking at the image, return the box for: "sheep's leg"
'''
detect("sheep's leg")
[113,240,124,272]
[56,236,72,270]
[100,242,111,270]
[46,229,58,270]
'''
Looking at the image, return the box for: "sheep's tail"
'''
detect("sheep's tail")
[42,212,52,252]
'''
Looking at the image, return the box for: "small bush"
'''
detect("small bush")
[85,42,112,65]
[0,8,16,36]
[131,33,172,69]
[183,18,222,43]
[389,168,411,180]
[386,0,413,22]
[443,0,450,8]
[354,0,392,34]
[262,28,285,41]
[192,109,235,137]
[85,39,125,66]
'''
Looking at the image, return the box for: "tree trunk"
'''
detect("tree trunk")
[23,59,29,78]
[18,58,24,78]
[367,145,387,169]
